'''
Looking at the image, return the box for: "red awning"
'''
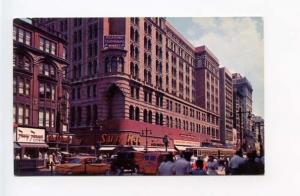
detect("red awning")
[17,142,49,148]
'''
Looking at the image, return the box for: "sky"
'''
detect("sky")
[167,17,264,118]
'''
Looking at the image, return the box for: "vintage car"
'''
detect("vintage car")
[55,156,110,175]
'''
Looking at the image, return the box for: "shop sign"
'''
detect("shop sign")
[126,134,141,146]
[47,135,72,144]
[173,140,199,147]
[16,127,45,143]
[100,134,120,145]
[104,35,125,48]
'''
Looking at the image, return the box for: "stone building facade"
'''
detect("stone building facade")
[33,17,223,150]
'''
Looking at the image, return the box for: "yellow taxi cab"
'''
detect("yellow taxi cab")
[55,156,110,175]
[86,162,111,175]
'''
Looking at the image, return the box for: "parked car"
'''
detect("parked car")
[55,156,110,175]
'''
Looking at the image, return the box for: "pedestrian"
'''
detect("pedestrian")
[229,149,246,175]
[158,153,175,175]
[44,152,49,167]
[192,159,206,175]
[38,151,43,160]
[173,151,192,175]
[239,151,264,175]
[206,156,218,175]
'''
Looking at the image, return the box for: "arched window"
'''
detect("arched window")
[178,119,181,129]
[175,118,178,128]
[117,57,124,73]
[134,64,139,78]
[148,40,151,51]
[135,107,140,121]
[155,112,159,125]
[14,54,32,71]
[111,56,117,72]
[130,62,134,76]
[134,47,139,60]
[129,105,134,120]
[144,53,147,64]
[148,110,152,123]
[148,55,152,66]
[143,109,147,122]
[170,117,173,128]
[130,44,134,58]
[166,116,169,127]
[148,71,151,84]
[144,69,147,81]
[134,31,139,42]
[144,37,147,49]
[105,57,110,73]
[160,113,163,125]
[130,27,134,41]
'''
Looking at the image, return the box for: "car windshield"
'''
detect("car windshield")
[68,158,81,164]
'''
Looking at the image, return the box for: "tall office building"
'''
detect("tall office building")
[219,67,233,147]
[232,73,253,150]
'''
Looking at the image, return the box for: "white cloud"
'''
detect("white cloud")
[191,17,264,117]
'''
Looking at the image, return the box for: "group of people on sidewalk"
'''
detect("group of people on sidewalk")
[157,149,264,175]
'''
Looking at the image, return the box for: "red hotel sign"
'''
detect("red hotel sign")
[47,135,72,144]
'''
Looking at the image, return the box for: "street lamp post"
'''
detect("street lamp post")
[141,128,152,153]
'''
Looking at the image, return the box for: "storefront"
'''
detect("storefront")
[14,127,48,172]
[46,133,73,152]
[71,119,211,155]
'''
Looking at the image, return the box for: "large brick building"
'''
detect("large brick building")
[33,17,223,151]
[13,19,71,156]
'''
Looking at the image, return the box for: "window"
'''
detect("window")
[39,109,44,126]
[129,105,134,120]
[51,110,55,128]
[40,64,56,77]
[45,110,50,127]
[93,105,98,122]
[14,27,32,46]
[87,86,91,98]
[18,78,24,95]
[13,105,16,123]
[40,37,57,55]
[93,85,97,97]
[86,106,91,125]
[77,88,81,99]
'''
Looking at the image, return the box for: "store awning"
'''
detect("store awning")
[17,142,49,148]
[99,146,116,151]
[133,147,176,152]
[14,143,21,149]
[175,145,187,151]
[133,147,145,151]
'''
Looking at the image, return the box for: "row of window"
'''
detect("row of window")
[13,76,30,96]
[71,85,97,100]
[38,108,55,127]
[14,26,58,56]
[128,105,219,138]
[39,82,56,101]
[13,26,31,46]
[13,104,30,125]
[70,105,98,126]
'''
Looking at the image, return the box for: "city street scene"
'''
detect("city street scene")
[13,17,264,176]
